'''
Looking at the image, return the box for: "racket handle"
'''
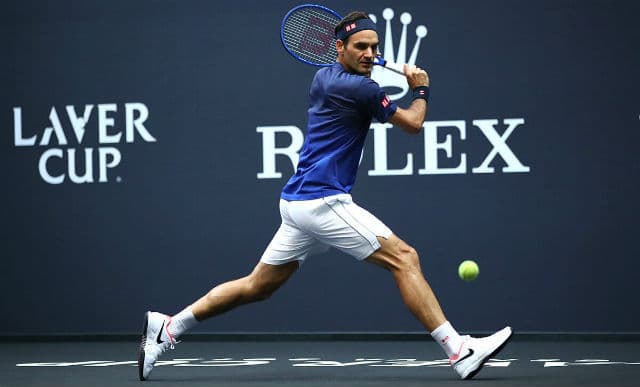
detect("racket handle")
[373,56,405,75]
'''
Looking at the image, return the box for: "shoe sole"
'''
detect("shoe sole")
[137,311,150,381]
[464,329,513,380]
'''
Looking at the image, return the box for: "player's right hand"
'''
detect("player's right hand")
[404,64,429,89]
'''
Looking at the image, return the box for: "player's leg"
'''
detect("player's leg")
[367,235,512,379]
[191,260,299,320]
[184,204,315,326]
[138,260,298,381]
[314,194,512,379]
[366,234,446,331]
[366,234,512,379]
[364,234,470,360]
[138,199,315,381]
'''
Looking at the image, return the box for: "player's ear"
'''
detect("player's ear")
[336,39,345,55]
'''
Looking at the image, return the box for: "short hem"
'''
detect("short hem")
[354,241,381,261]
[260,257,305,266]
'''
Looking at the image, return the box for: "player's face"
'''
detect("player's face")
[337,30,379,76]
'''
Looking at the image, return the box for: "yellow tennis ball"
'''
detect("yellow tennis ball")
[458,260,479,281]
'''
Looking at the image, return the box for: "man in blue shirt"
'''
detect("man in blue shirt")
[281,62,400,199]
[138,11,512,381]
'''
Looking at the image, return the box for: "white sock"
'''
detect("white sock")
[168,306,199,338]
[430,321,465,359]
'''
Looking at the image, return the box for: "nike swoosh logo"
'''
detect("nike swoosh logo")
[455,348,474,364]
[156,321,165,344]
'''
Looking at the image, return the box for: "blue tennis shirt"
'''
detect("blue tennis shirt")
[281,63,398,200]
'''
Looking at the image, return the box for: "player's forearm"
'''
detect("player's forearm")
[391,99,427,134]
[407,98,427,130]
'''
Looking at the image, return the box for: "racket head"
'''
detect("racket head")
[281,4,342,67]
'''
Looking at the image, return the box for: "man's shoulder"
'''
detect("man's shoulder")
[324,65,379,88]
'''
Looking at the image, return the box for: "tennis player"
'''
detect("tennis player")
[138,11,512,381]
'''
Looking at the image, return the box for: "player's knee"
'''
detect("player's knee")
[253,289,273,302]
[246,278,277,302]
[398,245,421,273]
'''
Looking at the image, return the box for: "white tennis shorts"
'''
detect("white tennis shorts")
[260,194,392,265]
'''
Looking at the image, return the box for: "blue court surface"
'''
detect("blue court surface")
[2,335,639,387]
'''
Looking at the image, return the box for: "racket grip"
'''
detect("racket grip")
[383,61,405,74]
[373,56,405,75]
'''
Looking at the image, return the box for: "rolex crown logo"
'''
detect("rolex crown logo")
[369,9,428,101]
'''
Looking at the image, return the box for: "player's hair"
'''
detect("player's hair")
[334,11,370,44]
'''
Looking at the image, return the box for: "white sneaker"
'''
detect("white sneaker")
[137,311,177,381]
[450,326,513,380]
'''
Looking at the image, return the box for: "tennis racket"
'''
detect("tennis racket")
[280,4,405,74]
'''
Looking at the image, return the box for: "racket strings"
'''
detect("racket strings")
[282,8,340,65]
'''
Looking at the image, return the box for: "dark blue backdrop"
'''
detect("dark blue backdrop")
[2,0,639,335]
